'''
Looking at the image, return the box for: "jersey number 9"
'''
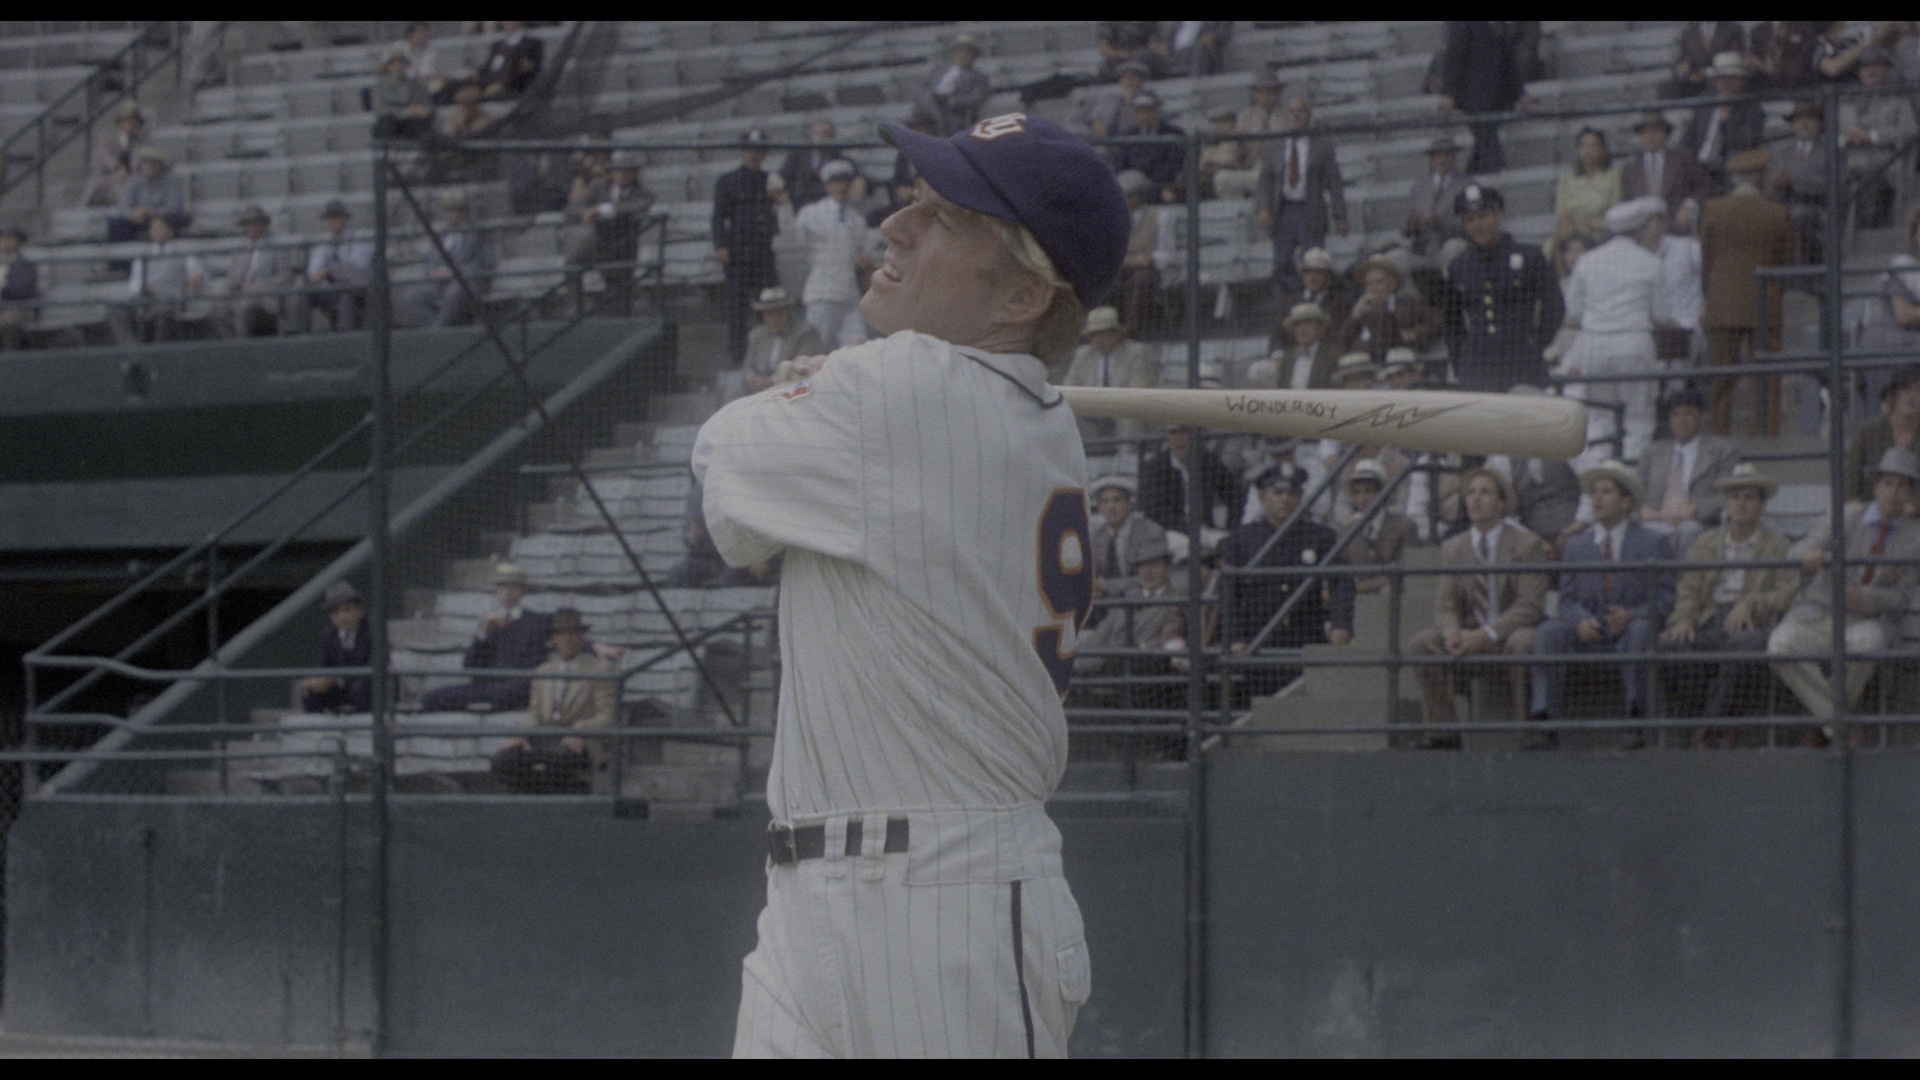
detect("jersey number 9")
[1033,489,1094,696]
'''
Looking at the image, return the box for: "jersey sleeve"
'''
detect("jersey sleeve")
[692,345,871,567]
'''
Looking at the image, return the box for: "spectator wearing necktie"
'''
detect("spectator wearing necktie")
[1061,305,1158,443]
[222,206,289,337]
[1254,95,1347,300]
[1769,101,1833,264]
[304,201,373,332]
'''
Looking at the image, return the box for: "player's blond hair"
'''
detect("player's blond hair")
[920,181,1086,364]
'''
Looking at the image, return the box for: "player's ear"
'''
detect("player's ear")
[999,272,1056,326]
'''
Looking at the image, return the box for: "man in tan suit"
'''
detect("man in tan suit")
[1657,464,1799,742]
[1405,467,1550,748]
[1637,387,1742,556]
[1768,449,1920,731]
[1252,302,1338,390]
[491,607,618,793]
[1700,147,1794,437]
[1061,305,1159,443]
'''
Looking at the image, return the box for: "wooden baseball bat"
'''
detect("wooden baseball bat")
[1055,386,1587,460]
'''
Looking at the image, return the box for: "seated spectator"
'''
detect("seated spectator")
[1329,351,1378,391]
[564,151,654,317]
[1494,452,1581,554]
[1400,135,1469,290]
[371,50,435,141]
[1748,21,1821,91]
[1657,465,1798,743]
[1862,236,1920,407]
[1663,21,1747,100]
[402,192,493,329]
[1405,467,1548,747]
[1343,257,1440,363]
[1527,461,1674,749]
[1339,459,1416,594]
[1288,248,1354,345]
[112,215,206,344]
[423,562,550,711]
[1220,464,1355,706]
[1074,532,1185,709]
[474,20,543,98]
[443,81,496,140]
[1621,112,1707,235]
[1113,91,1186,204]
[304,201,373,333]
[1156,21,1231,78]
[1199,108,1257,201]
[778,120,856,212]
[1838,46,1914,229]
[1089,61,1150,139]
[298,581,371,714]
[1140,425,1242,534]
[790,159,871,348]
[1089,476,1170,604]
[1681,53,1765,187]
[1236,71,1285,144]
[1844,366,1920,507]
[398,21,449,103]
[1769,102,1832,265]
[0,225,38,350]
[1638,388,1740,555]
[1254,302,1337,390]
[221,206,290,338]
[1098,22,1162,79]
[82,100,148,208]
[1062,305,1158,442]
[1112,170,1162,331]
[1550,127,1620,260]
[490,608,614,794]
[739,287,825,396]
[1380,348,1424,390]
[108,147,189,244]
[918,33,991,136]
[1769,448,1920,734]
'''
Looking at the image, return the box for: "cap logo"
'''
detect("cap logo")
[969,113,1028,142]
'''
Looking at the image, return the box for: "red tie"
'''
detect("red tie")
[1863,522,1892,585]
[1287,139,1300,188]
[1600,532,1615,601]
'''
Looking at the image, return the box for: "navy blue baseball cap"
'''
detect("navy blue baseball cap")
[878,112,1130,310]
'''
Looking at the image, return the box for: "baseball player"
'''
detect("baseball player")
[693,113,1128,1058]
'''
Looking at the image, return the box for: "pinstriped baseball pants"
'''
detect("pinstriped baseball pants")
[733,807,1090,1058]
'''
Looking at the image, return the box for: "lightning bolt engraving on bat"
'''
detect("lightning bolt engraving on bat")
[1315,401,1476,436]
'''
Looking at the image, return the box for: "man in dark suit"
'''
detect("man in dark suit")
[1220,464,1355,705]
[1113,91,1187,203]
[1139,425,1243,535]
[565,152,654,317]
[1769,101,1832,265]
[422,562,554,712]
[712,130,782,364]
[1664,22,1747,99]
[1620,112,1711,233]
[1527,461,1674,748]
[1637,387,1741,555]
[1445,184,1562,392]
[300,581,372,714]
[0,224,39,350]
[778,119,857,214]
[1681,53,1766,189]
[476,21,543,97]
[1254,95,1347,299]
[1439,21,1531,174]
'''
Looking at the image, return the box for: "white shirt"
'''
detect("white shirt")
[1659,235,1703,330]
[790,196,868,304]
[1469,522,1504,634]
[1695,108,1723,164]
[694,331,1085,817]
[1564,235,1670,334]
[1288,346,1317,390]
[129,242,205,299]
[1592,520,1628,560]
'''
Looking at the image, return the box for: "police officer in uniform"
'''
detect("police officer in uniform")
[1444,184,1563,392]
[1219,463,1355,705]
[711,129,782,363]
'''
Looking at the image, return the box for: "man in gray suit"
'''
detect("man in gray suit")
[220,206,292,337]
[1402,135,1470,283]
[1088,476,1170,607]
[1839,47,1915,229]
[113,215,206,344]
[402,191,494,328]
[1769,101,1833,265]
[1061,305,1159,443]
[1637,387,1741,556]
[1254,95,1348,299]
[1769,448,1920,730]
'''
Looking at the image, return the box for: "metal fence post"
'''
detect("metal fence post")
[1180,126,1207,1061]
[367,149,395,1059]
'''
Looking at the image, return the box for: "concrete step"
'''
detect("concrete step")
[445,558,497,591]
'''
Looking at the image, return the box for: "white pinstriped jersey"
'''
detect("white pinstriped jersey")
[692,330,1094,820]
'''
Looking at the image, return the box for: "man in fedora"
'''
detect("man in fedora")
[1620,111,1708,233]
[1769,448,1920,732]
[1665,22,1748,100]
[1221,463,1354,706]
[565,150,654,317]
[918,33,991,137]
[423,562,554,712]
[1681,53,1766,184]
[1199,107,1257,200]
[491,607,617,794]
[1402,135,1470,284]
[1406,466,1549,748]
[1088,474,1169,606]
[1838,46,1915,229]
[1063,304,1159,441]
[739,286,825,396]
[1236,70,1286,150]
[304,201,373,332]
[299,581,372,714]
[83,99,149,207]
[1527,460,1674,749]
[1658,464,1798,741]
[1638,387,1741,555]
[109,145,190,244]
[1769,101,1832,265]
[1560,195,1674,465]
[1345,256,1440,364]
[402,191,494,328]
[221,206,290,338]
[1340,458,1416,594]
[1113,90,1187,204]
[1256,301,1338,390]
[712,129,782,363]
[1285,246,1354,340]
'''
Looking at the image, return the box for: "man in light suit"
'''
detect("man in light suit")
[1401,135,1470,286]
[1088,476,1170,611]
[1405,467,1550,748]
[1528,461,1674,748]
[1254,95,1348,299]
[1062,305,1159,443]
[402,191,494,328]
[221,206,291,338]
[490,608,617,794]
[1838,47,1915,230]
[1680,53,1766,188]
[1637,387,1741,555]
[1769,448,1920,732]
[1769,101,1832,265]
[1620,112,1711,233]
[1252,302,1339,391]
[113,215,206,344]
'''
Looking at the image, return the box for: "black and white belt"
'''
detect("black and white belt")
[766,817,909,865]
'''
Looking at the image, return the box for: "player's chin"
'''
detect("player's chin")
[857,290,899,336]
